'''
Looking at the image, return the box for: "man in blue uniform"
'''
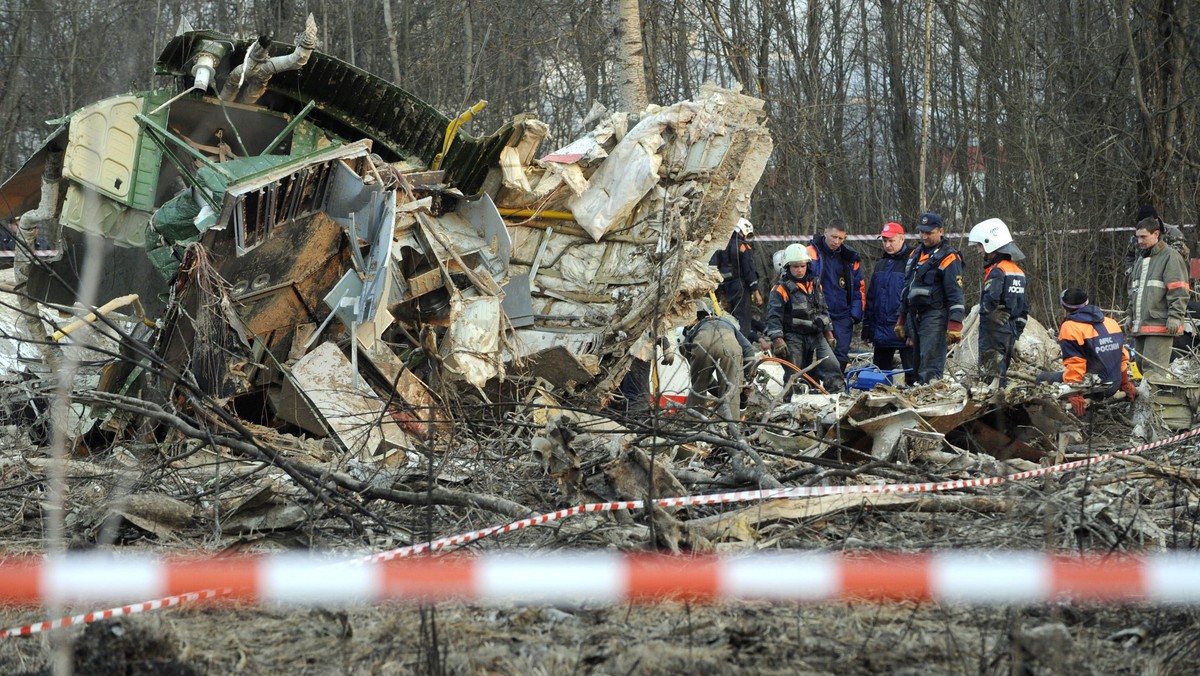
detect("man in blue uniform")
[862,222,914,375]
[806,219,864,373]
[968,218,1029,386]
[895,212,965,384]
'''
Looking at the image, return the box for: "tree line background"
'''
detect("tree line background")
[0,0,1197,322]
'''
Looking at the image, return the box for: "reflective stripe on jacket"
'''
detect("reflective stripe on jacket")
[807,236,865,321]
[1059,304,1128,396]
[766,270,831,338]
[980,256,1029,335]
[899,241,966,322]
[1129,240,1189,336]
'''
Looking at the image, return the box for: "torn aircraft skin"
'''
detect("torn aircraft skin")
[0,16,773,458]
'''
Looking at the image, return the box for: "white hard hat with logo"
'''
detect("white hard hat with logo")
[969,217,1026,260]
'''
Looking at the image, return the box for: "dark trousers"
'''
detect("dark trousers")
[618,358,652,411]
[783,332,842,392]
[873,344,915,375]
[909,308,948,385]
[978,325,1016,386]
[720,282,755,340]
[829,315,853,372]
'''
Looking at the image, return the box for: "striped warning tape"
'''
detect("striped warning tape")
[753,225,1142,243]
[3,552,1200,609]
[361,426,1200,563]
[3,426,1197,637]
[0,589,229,637]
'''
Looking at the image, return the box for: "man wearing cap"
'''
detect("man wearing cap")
[806,218,865,373]
[1038,288,1137,416]
[968,218,1029,387]
[862,222,914,376]
[895,211,966,384]
[1128,216,1190,376]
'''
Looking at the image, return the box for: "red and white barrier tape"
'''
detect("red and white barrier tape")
[4,426,1198,637]
[0,589,229,637]
[362,426,1200,563]
[754,226,1142,243]
[3,552,1200,612]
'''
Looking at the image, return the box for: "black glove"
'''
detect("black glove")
[988,308,1011,327]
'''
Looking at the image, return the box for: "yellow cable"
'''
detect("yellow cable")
[432,100,487,170]
[708,290,723,317]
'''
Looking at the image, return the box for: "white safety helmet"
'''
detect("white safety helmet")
[781,243,811,266]
[735,218,754,238]
[968,218,1014,254]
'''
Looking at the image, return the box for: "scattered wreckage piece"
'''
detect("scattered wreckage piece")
[497,84,773,396]
[687,493,1014,545]
[758,374,1094,465]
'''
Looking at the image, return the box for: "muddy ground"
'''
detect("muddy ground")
[4,598,1200,674]
[3,435,1200,675]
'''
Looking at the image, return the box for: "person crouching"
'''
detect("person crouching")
[679,300,757,419]
[1037,288,1137,417]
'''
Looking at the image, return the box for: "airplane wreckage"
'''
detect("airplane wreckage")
[0,17,1179,477]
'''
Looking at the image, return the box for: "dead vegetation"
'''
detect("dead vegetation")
[3,277,1200,673]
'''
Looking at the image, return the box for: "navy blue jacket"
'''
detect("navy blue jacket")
[980,254,1029,337]
[807,236,865,322]
[710,233,757,293]
[899,240,966,322]
[765,269,832,338]
[863,244,911,348]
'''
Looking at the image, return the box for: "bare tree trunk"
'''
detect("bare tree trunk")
[615,0,649,111]
[879,0,920,218]
[0,0,32,174]
[382,0,402,84]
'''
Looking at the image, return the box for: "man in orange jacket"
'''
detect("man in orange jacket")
[1037,288,1137,417]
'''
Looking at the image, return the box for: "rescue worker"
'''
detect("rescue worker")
[806,219,864,373]
[710,218,761,340]
[1128,215,1190,377]
[678,299,757,418]
[1037,288,1137,417]
[895,212,966,385]
[862,222,914,375]
[765,243,842,392]
[968,218,1029,386]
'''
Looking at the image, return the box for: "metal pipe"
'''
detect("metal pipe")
[497,208,576,221]
[52,294,155,342]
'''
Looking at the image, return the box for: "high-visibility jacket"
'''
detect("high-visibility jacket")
[899,241,965,322]
[710,232,757,291]
[765,270,831,338]
[807,236,864,321]
[980,255,1029,335]
[1058,304,1129,396]
[1128,240,1189,336]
